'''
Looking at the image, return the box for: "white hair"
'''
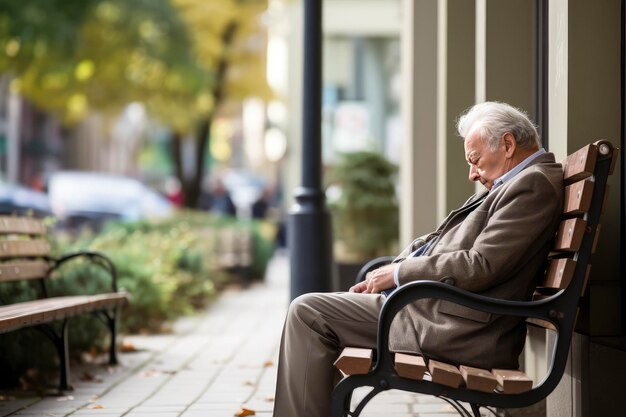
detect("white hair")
[456,102,541,151]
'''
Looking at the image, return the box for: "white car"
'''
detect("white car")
[47,171,173,230]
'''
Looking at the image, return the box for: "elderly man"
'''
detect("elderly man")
[273,102,564,417]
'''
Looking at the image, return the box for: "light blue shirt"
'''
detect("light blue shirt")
[392,147,547,289]
[491,148,546,191]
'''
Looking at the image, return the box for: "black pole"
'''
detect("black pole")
[619,0,626,336]
[288,0,333,300]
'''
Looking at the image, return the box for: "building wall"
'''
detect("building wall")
[548,1,624,416]
[400,0,624,416]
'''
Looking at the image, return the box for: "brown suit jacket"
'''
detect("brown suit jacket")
[389,152,564,369]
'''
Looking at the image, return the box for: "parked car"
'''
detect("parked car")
[47,171,173,231]
[0,182,52,218]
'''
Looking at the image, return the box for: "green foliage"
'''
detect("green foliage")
[0,0,203,124]
[0,0,273,207]
[0,0,270,128]
[49,210,275,334]
[327,151,399,261]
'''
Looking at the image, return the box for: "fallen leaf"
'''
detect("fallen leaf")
[80,372,103,383]
[88,404,105,409]
[235,407,256,417]
[141,369,161,377]
[243,380,254,386]
[119,341,138,353]
[264,395,275,402]
[263,361,274,367]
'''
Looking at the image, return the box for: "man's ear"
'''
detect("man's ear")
[503,132,516,158]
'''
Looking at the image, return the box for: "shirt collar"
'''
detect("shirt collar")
[492,148,546,191]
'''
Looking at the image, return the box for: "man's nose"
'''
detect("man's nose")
[468,165,480,182]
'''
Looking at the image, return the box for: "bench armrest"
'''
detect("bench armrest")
[376,280,568,359]
[48,251,120,293]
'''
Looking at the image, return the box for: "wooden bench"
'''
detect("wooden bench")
[332,141,618,417]
[0,216,129,390]
[216,227,253,281]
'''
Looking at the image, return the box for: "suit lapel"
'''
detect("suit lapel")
[450,190,489,216]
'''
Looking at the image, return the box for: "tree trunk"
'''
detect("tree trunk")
[184,118,211,207]
[183,21,239,208]
[171,131,190,203]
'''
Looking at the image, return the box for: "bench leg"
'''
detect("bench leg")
[332,379,383,417]
[57,320,71,391]
[93,309,121,365]
[38,320,72,391]
[106,309,120,365]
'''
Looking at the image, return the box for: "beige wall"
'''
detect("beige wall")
[445,0,476,212]
[485,0,534,114]
[323,0,401,37]
[399,0,440,245]
[548,1,622,416]
[568,0,622,337]
[400,0,480,246]
[400,1,623,416]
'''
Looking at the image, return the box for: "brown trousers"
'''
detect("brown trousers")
[273,292,384,417]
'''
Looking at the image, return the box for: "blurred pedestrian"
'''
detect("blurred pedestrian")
[251,188,271,219]
[200,177,236,216]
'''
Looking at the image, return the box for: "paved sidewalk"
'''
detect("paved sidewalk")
[0,253,479,417]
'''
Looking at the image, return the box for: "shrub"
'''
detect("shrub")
[327,151,399,261]
[50,210,276,334]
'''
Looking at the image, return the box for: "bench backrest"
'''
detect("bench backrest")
[528,141,617,332]
[518,140,617,406]
[0,216,50,284]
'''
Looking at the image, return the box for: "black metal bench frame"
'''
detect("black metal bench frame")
[331,141,617,417]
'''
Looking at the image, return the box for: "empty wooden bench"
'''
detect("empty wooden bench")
[332,141,618,417]
[0,216,129,390]
[217,227,253,281]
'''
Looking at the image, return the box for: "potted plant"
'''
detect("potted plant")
[327,151,399,291]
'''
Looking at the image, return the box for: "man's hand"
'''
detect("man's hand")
[349,263,396,294]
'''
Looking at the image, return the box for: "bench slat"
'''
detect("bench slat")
[0,216,46,235]
[460,365,498,393]
[0,240,50,259]
[334,347,372,375]
[563,180,594,216]
[491,369,533,394]
[563,144,598,185]
[554,218,586,252]
[0,294,129,334]
[394,353,426,380]
[0,260,49,282]
[542,258,577,290]
[428,360,462,388]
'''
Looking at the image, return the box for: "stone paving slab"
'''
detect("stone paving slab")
[0,253,499,417]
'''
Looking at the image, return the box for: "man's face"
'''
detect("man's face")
[464,130,509,190]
